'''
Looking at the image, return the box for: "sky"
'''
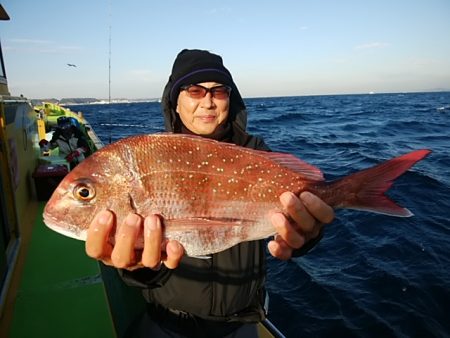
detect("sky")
[1,0,450,99]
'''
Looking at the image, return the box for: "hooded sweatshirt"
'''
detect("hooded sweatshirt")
[119,50,322,328]
[119,50,269,324]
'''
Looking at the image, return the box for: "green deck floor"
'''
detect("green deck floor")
[9,203,116,338]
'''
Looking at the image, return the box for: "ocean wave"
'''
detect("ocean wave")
[72,92,450,338]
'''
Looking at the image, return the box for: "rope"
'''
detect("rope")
[100,123,149,128]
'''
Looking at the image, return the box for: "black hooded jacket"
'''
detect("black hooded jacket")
[119,78,269,323]
[119,71,322,324]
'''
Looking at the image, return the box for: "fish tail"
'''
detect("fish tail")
[329,149,431,217]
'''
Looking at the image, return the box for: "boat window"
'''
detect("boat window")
[4,104,18,125]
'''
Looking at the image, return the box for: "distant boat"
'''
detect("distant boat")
[436,105,450,112]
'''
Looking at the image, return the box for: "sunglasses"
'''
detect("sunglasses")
[181,84,232,100]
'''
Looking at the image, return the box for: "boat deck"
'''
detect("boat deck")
[4,202,116,338]
[1,201,281,338]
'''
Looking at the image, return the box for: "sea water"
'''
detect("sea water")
[73,91,450,338]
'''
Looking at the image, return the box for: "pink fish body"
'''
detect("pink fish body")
[43,133,430,256]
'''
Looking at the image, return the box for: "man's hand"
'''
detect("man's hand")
[85,210,184,270]
[65,150,80,162]
[268,191,334,260]
[39,139,49,147]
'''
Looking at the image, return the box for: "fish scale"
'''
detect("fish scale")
[43,133,430,256]
[128,135,293,219]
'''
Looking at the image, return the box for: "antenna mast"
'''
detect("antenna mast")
[108,2,112,104]
[108,0,112,143]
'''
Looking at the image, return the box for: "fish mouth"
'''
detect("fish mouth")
[43,212,87,242]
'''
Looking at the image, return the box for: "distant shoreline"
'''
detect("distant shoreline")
[29,90,450,106]
[30,97,161,106]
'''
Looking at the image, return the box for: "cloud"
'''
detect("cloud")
[354,42,390,50]
[408,57,438,67]
[7,38,54,44]
[4,38,82,54]
[332,57,349,64]
[206,7,232,15]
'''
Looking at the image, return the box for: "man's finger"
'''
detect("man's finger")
[280,192,316,233]
[111,213,141,268]
[268,236,293,260]
[300,191,335,224]
[86,210,114,259]
[163,240,184,269]
[271,212,305,249]
[142,215,163,269]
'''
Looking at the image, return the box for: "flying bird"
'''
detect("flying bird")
[67,63,77,67]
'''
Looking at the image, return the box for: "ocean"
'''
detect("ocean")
[71,91,450,338]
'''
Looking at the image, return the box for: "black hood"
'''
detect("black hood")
[160,49,249,135]
[161,80,249,135]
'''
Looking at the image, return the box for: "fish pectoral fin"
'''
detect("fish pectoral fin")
[165,218,266,256]
[165,217,255,230]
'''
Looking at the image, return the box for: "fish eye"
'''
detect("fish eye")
[73,182,95,201]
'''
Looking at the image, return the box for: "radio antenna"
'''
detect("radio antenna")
[108,0,112,144]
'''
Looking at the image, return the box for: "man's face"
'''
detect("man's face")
[176,82,230,136]
[61,126,73,139]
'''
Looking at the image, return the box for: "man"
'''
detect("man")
[39,116,89,169]
[86,49,334,337]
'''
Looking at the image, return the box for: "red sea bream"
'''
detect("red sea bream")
[43,133,430,256]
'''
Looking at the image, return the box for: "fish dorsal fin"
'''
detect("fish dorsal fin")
[154,133,324,181]
[264,151,325,181]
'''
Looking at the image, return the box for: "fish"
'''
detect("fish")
[43,133,431,256]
